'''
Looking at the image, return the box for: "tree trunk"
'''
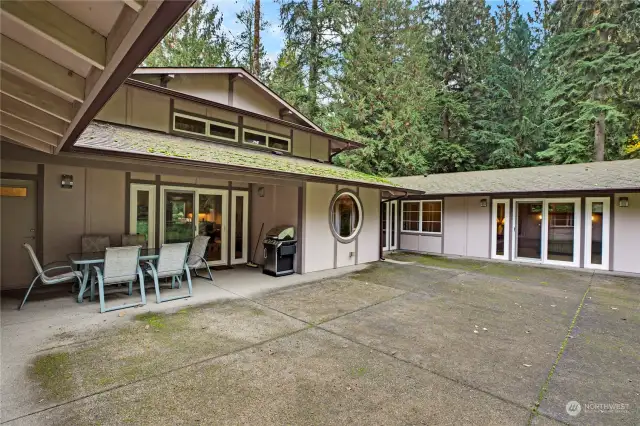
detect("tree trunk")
[594,111,605,161]
[308,0,319,119]
[253,0,261,76]
[441,108,450,141]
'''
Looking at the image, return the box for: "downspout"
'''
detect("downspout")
[380,191,409,260]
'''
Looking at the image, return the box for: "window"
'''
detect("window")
[172,112,238,142]
[401,200,442,234]
[329,190,362,243]
[243,129,291,152]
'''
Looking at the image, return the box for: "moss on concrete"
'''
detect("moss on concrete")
[29,352,73,401]
[387,252,486,271]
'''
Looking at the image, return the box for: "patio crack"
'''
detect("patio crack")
[527,274,593,425]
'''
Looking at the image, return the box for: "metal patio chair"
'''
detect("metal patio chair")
[186,235,214,281]
[19,244,83,310]
[81,235,111,253]
[121,234,148,248]
[145,242,192,303]
[91,246,146,313]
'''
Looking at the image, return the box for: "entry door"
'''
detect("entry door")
[230,191,249,264]
[381,201,398,251]
[491,199,510,260]
[584,197,610,270]
[1,179,37,289]
[513,200,544,262]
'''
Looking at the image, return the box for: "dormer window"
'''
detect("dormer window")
[172,112,238,142]
[243,129,290,152]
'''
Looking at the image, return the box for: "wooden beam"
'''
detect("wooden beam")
[0,1,106,69]
[0,95,67,137]
[58,0,196,153]
[0,35,85,103]
[0,127,55,153]
[0,72,74,123]
[0,113,59,146]
[121,0,145,13]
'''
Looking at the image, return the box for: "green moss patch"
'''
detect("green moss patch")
[387,252,486,271]
[29,352,73,401]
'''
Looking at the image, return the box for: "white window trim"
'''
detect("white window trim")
[230,190,249,265]
[243,128,291,153]
[584,197,610,270]
[173,112,239,143]
[129,183,156,248]
[400,199,442,235]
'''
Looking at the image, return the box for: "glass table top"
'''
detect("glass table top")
[68,248,160,264]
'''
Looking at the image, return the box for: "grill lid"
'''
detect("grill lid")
[266,225,295,241]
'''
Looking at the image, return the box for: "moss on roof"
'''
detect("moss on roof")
[77,122,399,187]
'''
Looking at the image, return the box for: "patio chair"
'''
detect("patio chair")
[145,242,192,303]
[91,246,146,313]
[186,235,214,281]
[19,243,83,310]
[81,235,110,253]
[121,234,148,248]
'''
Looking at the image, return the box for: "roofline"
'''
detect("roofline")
[124,78,364,149]
[401,188,640,198]
[60,0,196,152]
[134,66,323,132]
[69,144,418,192]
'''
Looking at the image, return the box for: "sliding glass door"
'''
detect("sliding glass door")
[160,186,228,266]
[584,197,610,269]
[512,198,581,266]
[381,201,398,251]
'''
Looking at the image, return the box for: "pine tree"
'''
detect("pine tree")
[539,0,640,163]
[267,42,309,114]
[144,0,232,67]
[469,0,548,169]
[327,0,440,176]
[230,1,272,80]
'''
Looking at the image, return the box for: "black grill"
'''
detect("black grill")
[263,225,297,277]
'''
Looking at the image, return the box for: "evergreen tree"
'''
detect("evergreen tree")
[422,0,498,172]
[145,0,232,67]
[469,0,548,169]
[328,0,440,176]
[277,0,351,120]
[539,0,640,163]
[231,1,272,80]
[268,42,309,114]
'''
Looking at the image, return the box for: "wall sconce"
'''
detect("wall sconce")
[619,197,629,208]
[480,199,488,207]
[61,174,73,189]
[257,186,265,197]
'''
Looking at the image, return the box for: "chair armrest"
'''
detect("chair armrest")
[186,254,208,266]
[145,261,158,277]
[42,261,72,270]
[92,265,103,279]
[43,265,73,275]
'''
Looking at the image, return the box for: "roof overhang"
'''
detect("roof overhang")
[133,67,324,132]
[0,0,195,154]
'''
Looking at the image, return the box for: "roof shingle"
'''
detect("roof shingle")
[390,160,640,195]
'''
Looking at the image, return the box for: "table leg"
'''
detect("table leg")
[77,264,90,303]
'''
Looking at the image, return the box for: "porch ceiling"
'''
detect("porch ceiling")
[0,0,194,155]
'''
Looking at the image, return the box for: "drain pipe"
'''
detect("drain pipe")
[380,191,409,261]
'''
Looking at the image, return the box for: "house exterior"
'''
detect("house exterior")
[0,68,415,290]
[386,161,640,274]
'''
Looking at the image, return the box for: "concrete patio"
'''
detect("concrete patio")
[1,257,638,425]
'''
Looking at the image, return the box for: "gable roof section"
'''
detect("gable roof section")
[133,67,322,132]
[390,160,640,195]
[75,122,408,190]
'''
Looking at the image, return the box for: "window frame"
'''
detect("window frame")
[242,128,291,153]
[401,199,442,235]
[328,189,363,244]
[172,112,239,143]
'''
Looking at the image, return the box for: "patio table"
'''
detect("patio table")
[68,248,160,303]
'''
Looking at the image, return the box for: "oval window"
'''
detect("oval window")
[329,190,362,243]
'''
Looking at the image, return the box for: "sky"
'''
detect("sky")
[213,0,540,64]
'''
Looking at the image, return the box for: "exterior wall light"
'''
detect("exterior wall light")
[257,186,265,197]
[61,174,73,189]
[618,197,629,207]
[480,199,488,207]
